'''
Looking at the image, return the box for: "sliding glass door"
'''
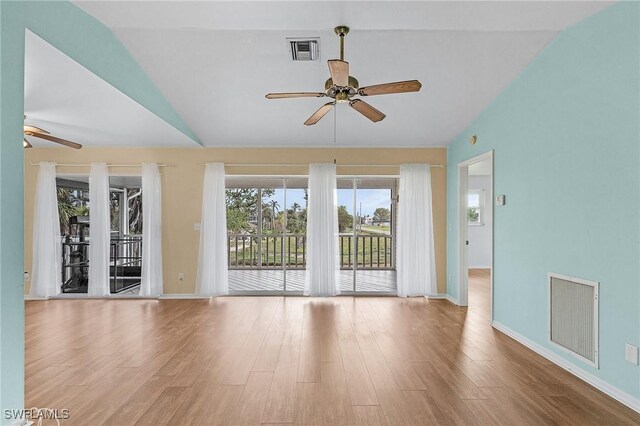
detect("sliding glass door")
[226,175,396,295]
[354,177,396,293]
[337,177,397,294]
[226,177,308,294]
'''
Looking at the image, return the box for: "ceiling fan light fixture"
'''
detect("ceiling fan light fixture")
[265,25,421,125]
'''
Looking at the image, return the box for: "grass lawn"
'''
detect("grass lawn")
[361,225,391,233]
[228,234,393,268]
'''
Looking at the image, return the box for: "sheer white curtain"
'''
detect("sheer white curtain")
[196,163,228,297]
[88,163,111,297]
[397,164,437,297]
[30,162,62,298]
[305,163,340,296]
[140,163,163,297]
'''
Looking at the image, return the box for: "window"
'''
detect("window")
[468,189,484,226]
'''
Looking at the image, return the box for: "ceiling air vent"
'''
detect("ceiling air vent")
[287,38,320,61]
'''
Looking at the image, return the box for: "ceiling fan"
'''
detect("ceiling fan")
[265,26,422,125]
[23,116,82,149]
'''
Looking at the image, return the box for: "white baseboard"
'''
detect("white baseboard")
[469,266,492,270]
[446,294,460,305]
[159,293,211,299]
[427,294,446,299]
[26,294,160,300]
[427,293,462,306]
[24,295,49,300]
[492,321,640,414]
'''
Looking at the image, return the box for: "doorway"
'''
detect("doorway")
[457,151,493,321]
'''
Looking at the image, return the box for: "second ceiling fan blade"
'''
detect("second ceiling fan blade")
[358,80,422,96]
[304,102,335,126]
[350,99,386,123]
[328,60,349,87]
[25,131,82,149]
[265,92,326,99]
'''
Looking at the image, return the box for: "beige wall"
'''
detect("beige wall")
[24,147,447,294]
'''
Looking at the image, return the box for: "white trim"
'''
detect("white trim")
[34,294,159,300]
[446,294,460,305]
[427,294,447,299]
[436,294,461,305]
[24,295,49,301]
[457,150,494,318]
[468,265,492,269]
[159,293,212,299]
[492,321,640,414]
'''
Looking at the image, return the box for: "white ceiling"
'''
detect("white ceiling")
[24,31,199,148]
[66,1,613,147]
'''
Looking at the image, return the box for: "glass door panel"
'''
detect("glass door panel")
[226,177,284,293]
[284,178,308,293]
[355,177,397,293]
[337,178,355,292]
[260,181,285,291]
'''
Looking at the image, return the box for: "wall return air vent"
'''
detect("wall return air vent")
[288,38,320,61]
[548,273,599,368]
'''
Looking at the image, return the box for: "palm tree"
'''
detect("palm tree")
[269,200,280,230]
[291,202,301,218]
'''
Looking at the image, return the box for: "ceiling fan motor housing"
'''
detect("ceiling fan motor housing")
[325,76,359,101]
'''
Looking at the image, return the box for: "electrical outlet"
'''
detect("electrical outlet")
[625,344,638,365]
[24,272,30,282]
[178,273,184,281]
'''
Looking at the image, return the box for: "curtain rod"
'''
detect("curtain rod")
[30,163,171,167]
[205,163,444,168]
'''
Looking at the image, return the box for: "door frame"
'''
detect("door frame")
[457,151,494,320]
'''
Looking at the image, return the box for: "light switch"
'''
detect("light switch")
[625,344,638,365]
[496,194,506,206]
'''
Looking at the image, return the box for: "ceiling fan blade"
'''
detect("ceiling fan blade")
[350,99,386,123]
[25,131,82,149]
[265,92,326,99]
[304,102,335,126]
[328,59,349,87]
[23,125,50,134]
[23,138,32,149]
[358,80,422,97]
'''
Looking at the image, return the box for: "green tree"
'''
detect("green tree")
[373,207,390,221]
[338,205,353,233]
[227,207,250,233]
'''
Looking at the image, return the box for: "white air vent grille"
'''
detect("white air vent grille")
[548,273,599,367]
[288,38,319,61]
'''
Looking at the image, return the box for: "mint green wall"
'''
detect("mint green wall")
[0,1,197,419]
[447,2,640,399]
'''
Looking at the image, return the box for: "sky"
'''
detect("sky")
[270,188,392,217]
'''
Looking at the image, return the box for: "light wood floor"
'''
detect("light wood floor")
[468,268,492,321]
[25,296,639,425]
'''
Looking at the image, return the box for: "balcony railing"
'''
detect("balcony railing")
[60,235,142,293]
[227,234,393,270]
[110,236,142,293]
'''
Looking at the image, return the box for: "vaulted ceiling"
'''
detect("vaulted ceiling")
[55,1,613,147]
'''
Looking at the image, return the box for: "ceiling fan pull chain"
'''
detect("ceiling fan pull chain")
[334,105,337,145]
